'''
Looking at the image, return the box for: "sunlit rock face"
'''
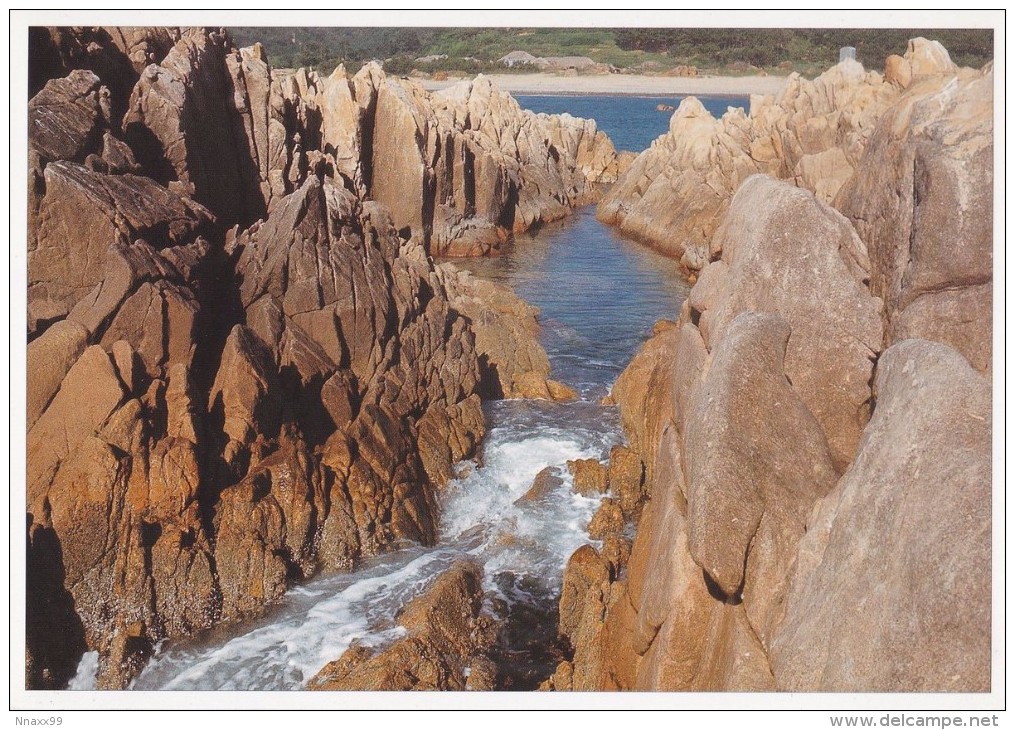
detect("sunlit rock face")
[27,26,603,688]
[558,41,991,692]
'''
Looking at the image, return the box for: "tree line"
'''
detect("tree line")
[227,26,993,76]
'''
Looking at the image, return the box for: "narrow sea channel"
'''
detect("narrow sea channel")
[109,94,742,691]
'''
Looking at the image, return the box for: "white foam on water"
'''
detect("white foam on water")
[133,548,454,690]
[67,651,99,690]
[130,399,622,691]
[438,406,615,610]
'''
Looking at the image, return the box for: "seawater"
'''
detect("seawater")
[516,94,747,152]
[118,95,706,691]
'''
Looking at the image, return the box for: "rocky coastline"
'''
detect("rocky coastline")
[551,39,993,691]
[24,28,993,695]
[25,26,616,689]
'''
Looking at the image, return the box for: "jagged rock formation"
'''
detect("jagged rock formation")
[122,32,320,226]
[597,38,964,273]
[29,26,181,113]
[371,76,621,256]
[540,445,639,691]
[31,26,618,243]
[557,43,992,692]
[308,560,497,690]
[25,27,599,690]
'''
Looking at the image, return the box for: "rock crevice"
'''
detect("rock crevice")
[25,26,601,689]
[558,41,992,693]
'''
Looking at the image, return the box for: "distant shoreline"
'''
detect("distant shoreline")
[419,72,791,97]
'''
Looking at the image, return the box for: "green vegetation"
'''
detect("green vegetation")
[613,28,993,74]
[227,27,993,78]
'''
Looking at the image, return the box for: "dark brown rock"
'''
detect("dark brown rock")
[23,26,638,691]
[567,458,608,496]
[28,161,212,336]
[308,560,493,691]
[27,346,126,509]
[122,29,249,222]
[208,325,282,470]
[29,70,110,163]
[122,29,315,226]
[213,473,289,621]
[29,27,180,116]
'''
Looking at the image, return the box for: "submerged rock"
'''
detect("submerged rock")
[515,466,565,506]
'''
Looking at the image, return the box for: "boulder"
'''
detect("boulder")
[683,313,838,637]
[707,176,883,470]
[587,499,624,541]
[515,466,564,505]
[884,38,959,89]
[26,320,89,430]
[771,340,991,691]
[27,346,126,509]
[567,458,608,496]
[28,70,110,163]
[606,445,646,518]
[609,320,680,474]
[835,63,993,373]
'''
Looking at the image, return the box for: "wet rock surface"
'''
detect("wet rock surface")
[308,560,497,691]
[24,26,600,689]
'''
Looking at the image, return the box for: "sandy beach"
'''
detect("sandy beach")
[420,72,790,97]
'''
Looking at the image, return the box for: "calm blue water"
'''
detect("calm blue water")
[453,206,689,400]
[517,94,748,152]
